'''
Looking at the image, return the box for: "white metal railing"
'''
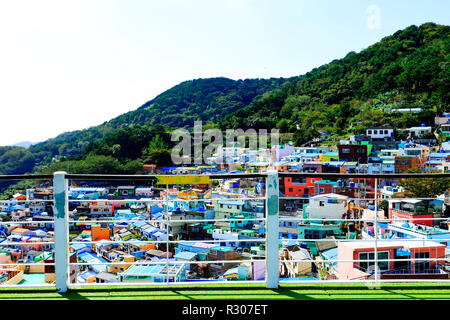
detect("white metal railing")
[0,172,449,291]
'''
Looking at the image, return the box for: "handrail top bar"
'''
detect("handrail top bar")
[0,174,53,181]
[0,172,448,181]
[65,173,268,180]
[62,172,450,179]
[278,172,450,178]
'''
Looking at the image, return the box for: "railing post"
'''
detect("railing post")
[374,177,379,286]
[266,172,279,289]
[54,171,68,293]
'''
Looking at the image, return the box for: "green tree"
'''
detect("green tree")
[398,169,450,198]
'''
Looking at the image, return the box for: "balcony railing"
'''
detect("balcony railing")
[0,171,449,292]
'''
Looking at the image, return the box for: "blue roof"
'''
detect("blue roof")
[142,226,159,234]
[133,221,149,228]
[323,152,339,157]
[78,252,108,264]
[430,153,448,157]
[152,212,163,219]
[11,205,26,210]
[174,251,197,260]
[70,243,90,251]
[123,265,165,275]
[321,247,338,261]
[116,209,132,214]
[425,160,444,165]
[153,231,165,237]
[217,200,244,205]
[79,270,97,280]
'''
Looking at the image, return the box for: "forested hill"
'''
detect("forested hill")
[107,77,289,129]
[219,22,449,144]
[1,22,449,182]
[23,77,288,168]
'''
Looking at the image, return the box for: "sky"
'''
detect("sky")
[0,0,448,146]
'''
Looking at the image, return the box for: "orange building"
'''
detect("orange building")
[91,225,110,241]
[109,255,135,273]
[283,177,322,197]
[394,156,420,173]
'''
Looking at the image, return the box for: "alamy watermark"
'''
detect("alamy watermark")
[366,4,381,30]
[170,121,280,165]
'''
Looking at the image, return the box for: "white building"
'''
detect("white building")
[135,188,154,198]
[408,126,432,138]
[303,194,349,220]
[366,128,394,140]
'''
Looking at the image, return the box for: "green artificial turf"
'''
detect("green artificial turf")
[0,283,450,300]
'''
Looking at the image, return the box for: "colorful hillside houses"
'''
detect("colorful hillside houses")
[389,199,443,227]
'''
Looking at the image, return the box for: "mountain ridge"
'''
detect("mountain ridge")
[0,22,447,182]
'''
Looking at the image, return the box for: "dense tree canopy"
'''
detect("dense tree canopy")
[219,23,449,138]
[0,22,447,195]
[399,169,450,198]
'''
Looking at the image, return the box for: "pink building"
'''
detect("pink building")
[337,240,446,280]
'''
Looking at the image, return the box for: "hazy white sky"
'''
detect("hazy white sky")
[0,0,448,146]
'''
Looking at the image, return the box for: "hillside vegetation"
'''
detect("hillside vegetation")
[0,22,448,186]
[220,23,449,145]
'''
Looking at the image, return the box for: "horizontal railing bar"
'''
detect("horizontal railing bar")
[0,221,55,225]
[278,172,450,178]
[68,217,449,223]
[68,239,266,245]
[0,174,53,181]
[0,284,55,288]
[279,197,447,200]
[281,258,448,263]
[66,217,448,223]
[0,263,55,266]
[68,218,266,224]
[70,197,266,203]
[68,280,266,287]
[64,173,450,180]
[69,258,449,265]
[68,197,449,202]
[68,219,265,223]
[279,238,450,242]
[278,217,450,221]
[278,279,450,283]
[66,173,268,180]
[0,242,55,245]
[0,199,55,203]
[70,259,264,266]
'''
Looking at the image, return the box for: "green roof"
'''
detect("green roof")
[211,246,234,252]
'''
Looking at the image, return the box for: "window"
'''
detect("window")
[359,251,389,272]
[288,188,293,192]
[414,252,430,273]
[320,188,325,193]
[305,230,320,239]
[368,130,372,134]
[342,149,350,154]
